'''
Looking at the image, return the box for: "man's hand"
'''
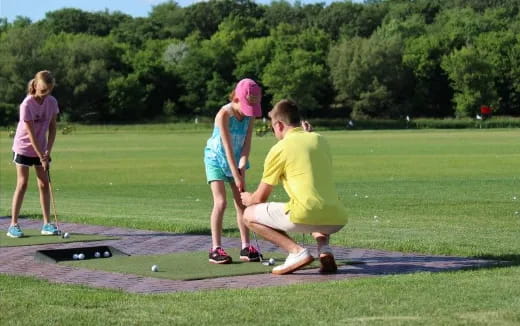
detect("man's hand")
[240,191,253,207]
[241,182,273,207]
[301,120,313,132]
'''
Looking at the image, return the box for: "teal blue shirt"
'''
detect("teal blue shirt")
[204,104,251,177]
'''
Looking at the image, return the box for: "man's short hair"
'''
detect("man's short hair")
[270,99,300,126]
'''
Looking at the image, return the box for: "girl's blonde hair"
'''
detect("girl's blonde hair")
[27,70,55,96]
[228,89,236,102]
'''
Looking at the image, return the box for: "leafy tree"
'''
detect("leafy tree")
[262,1,304,28]
[40,33,122,122]
[2,0,520,125]
[263,24,332,116]
[43,8,131,36]
[0,24,49,125]
[184,0,263,39]
[113,39,183,120]
[0,18,8,34]
[315,2,364,40]
[441,46,497,117]
[329,22,414,119]
[176,16,262,115]
[172,34,213,114]
[468,30,520,115]
[383,0,442,24]
[111,17,159,48]
[148,1,189,39]
[107,74,147,121]
[341,2,388,39]
[11,16,32,28]
[234,36,275,82]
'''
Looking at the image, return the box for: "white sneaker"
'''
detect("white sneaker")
[272,248,314,275]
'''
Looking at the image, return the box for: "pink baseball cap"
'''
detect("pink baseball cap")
[235,78,262,117]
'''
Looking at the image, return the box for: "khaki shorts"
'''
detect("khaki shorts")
[252,202,344,234]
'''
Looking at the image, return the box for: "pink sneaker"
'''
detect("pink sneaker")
[208,247,232,264]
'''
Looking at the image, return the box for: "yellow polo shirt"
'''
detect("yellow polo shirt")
[261,127,348,225]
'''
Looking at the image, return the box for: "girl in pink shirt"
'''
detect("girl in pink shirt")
[7,71,60,238]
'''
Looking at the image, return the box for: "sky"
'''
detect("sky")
[0,0,360,23]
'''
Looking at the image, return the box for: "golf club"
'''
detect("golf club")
[47,169,62,235]
[251,231,265,262]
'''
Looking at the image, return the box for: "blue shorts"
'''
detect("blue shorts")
[205,164,233,184]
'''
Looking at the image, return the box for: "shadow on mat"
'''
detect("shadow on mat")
[183,227,239,235]
[475,254,520,266]
[104,227,240,237]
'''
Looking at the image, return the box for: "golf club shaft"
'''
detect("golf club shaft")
[252,232,264,261]
[47,169,60,230]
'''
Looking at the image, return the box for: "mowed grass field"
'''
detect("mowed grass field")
[1,126,520,325]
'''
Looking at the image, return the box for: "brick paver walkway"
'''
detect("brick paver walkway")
[0,217,497,294]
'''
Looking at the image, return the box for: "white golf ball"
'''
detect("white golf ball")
[268,258,276,265]
[94,252,101,258]
[72,254,79,260]
[151,265,159,272]
[103,251,110,258]
[62,232,70,239]
[78,253,85,260]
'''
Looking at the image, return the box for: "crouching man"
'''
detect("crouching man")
[240,99,348,275]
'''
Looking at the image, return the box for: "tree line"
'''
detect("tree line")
[1,0,519,125]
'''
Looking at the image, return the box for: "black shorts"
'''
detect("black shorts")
[12,152,47,167]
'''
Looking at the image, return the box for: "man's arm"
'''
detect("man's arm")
[241,182,273,207]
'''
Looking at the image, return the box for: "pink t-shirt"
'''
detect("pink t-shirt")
[12,95,59,157]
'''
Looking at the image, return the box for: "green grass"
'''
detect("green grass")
[0,229,117,247]
[1,126,520,325]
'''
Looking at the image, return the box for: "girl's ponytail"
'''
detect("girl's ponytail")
[27,79,37,95]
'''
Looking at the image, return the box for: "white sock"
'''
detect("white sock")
[242,243,250,249]
[318,245,333,255]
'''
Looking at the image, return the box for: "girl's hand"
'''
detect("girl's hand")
[239,166,246,179]
[234,173,245,192]
[40,154,50,171]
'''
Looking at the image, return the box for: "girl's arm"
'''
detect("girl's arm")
[238,118,255,171]
[47,113,57,154]
[216,110,243,186]
[24,120,45,159]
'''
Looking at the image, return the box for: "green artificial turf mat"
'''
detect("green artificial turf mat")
[61,249,353,280]
[0,229,118,247]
